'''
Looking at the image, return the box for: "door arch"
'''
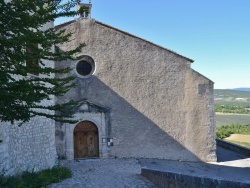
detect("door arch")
[74,121,99,158]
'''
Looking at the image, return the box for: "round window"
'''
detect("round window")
[76,60,92,76]
[75,56,95,78]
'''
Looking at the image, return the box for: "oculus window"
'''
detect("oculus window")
[75,55,95,78]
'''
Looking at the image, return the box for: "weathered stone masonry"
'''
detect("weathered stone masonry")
[0,117,57,175]
[55,17,216,162]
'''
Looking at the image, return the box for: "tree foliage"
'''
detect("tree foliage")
[216,124,250,139]
[0,0,84,124]
[215,105,250,114]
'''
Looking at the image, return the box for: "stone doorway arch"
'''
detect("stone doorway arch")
[74,121,99,158]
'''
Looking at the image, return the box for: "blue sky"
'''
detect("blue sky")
[56,0,250,89]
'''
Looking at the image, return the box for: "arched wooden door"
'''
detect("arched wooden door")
[74,121,99,158]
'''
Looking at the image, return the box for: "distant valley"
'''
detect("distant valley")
[214,89,250,126]
[214,89,250,106]
[233,88,250,91]
[214,89,250,148]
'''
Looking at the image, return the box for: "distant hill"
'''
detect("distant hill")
[214,89,250,118]
[233,88,250,91]
[214,89,250,99]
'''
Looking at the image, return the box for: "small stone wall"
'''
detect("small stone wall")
[216,139,250,157]
[141,168,250,188]
[0,117,57,175]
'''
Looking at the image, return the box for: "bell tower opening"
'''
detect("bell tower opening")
[77,1,92,18]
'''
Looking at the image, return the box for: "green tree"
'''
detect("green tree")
[0,0,84,124]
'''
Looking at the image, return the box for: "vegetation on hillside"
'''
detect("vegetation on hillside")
[214,89,250,114]
[216,124,250,139]
[215,105,250,114]
[215,101,250,107]
[0,166,71,188]
[233,88,250,92]
[214,89,250,99]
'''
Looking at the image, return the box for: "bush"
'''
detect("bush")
[216,124,250,139]
[0,166,71,188]
[215,105,250,114]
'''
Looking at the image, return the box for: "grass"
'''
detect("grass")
[224,134,250,149]
[225,140,250,149]
[224,134,250,142]
[0,165,71,188]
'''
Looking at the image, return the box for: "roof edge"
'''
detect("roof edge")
[55,18,194,63]
[191,69,214,84]
[94,20,194,63]
[55,20,76,30]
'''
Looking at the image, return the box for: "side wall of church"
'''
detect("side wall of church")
[184,70,216,162]
[0,22,57,175]
[56,19,216,162]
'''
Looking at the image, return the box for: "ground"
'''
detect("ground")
[49,147,250,188]
[225,134,250,143]
[49,158,157,188]
[224,134,250,148]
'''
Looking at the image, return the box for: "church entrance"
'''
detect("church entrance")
[74,121,99,158]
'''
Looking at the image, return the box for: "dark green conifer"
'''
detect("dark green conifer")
[0,0,83,124]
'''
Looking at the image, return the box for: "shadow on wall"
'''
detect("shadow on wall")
[59,75,205,161]
[216,145,250,162]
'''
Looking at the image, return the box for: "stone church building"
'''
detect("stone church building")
[0,3,216,175]
[55,4,216,162]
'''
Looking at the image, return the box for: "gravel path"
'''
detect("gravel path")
[49,158,158,188]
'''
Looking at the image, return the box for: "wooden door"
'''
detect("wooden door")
[74,121,99,158]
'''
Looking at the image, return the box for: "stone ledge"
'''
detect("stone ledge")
[216,139,250,157]
[141,168,250,188]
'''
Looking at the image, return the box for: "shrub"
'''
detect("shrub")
[216,124,250,139]
[0,166,71,188]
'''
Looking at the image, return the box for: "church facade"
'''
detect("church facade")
[0,4,216,176]
[55,4,216,162]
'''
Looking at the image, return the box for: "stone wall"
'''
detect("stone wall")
[216,139,250,157]
[0,118,56,175]
[55,18,216,162]
[141,168,249,188]
[184,70,216,161]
